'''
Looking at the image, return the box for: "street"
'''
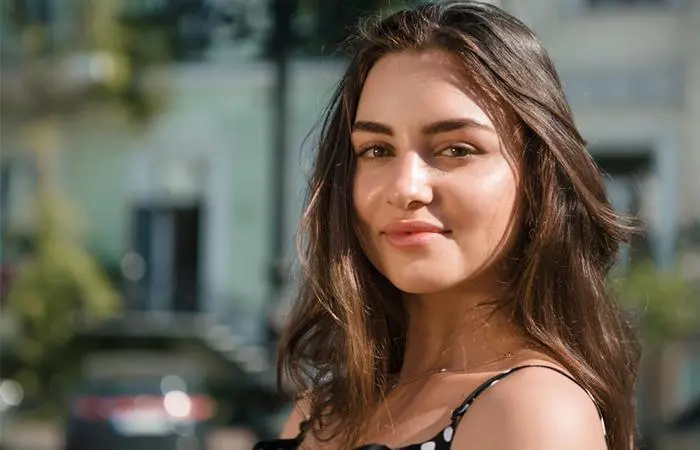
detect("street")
[2,420,257,450]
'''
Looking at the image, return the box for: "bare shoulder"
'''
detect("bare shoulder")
[453,363,607,450]
[280,392,312,439]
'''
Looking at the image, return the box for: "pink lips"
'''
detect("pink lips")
[382,220,449,248]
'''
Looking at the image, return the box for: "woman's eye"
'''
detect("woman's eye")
[438,146,475,158]
[359,145,391,158]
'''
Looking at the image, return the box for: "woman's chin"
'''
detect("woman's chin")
[384,271,464,295]
[378,258,495,295]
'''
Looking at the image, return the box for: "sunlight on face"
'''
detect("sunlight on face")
[352,50,518,295]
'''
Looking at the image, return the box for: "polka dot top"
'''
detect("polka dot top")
[253,364,606,450]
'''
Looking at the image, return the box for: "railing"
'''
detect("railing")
[76,298,277,389]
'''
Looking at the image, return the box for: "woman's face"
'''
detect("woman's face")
[352,50,518,295]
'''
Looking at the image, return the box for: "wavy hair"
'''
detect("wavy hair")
[278,2,640,449]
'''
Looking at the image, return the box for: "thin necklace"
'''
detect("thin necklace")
[389,351,514,390]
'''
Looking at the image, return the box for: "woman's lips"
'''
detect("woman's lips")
[383,230,449,248]
[381,220,450,248]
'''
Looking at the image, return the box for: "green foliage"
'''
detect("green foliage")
[5,171,121,408]
[112,21,171,125]
[610,260,698,345]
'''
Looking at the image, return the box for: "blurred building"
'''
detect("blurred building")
[0,0,291,437]
[1,0,699,446]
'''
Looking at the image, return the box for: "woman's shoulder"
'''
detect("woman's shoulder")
[451,360,607,450]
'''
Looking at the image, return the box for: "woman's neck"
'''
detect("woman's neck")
[399,288,524,380]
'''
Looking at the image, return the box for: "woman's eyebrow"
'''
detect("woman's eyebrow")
[421,118,495,135]
[352,120,393,135]
[351,118,495,136]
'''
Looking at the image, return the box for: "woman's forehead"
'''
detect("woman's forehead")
[356,50,519,137]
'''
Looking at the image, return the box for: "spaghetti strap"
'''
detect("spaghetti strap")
[449,364,606,437]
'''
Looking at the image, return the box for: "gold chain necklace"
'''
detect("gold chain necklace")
[389,351,514,390]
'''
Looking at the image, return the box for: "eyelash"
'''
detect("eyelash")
[356,144,478,159]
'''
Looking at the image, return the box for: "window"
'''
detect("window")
[0,158,37,238]
[678,350,700,405]
[0,163,10,229]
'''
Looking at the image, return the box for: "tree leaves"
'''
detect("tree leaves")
[610,260,698,346]
[5,122,121,408]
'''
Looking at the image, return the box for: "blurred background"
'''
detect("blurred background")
[0,0,698,449]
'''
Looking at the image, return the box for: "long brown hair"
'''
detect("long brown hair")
[278,1,640,448]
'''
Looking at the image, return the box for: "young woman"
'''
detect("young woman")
[255,1,639,449]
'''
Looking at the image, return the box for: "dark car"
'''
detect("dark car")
[64,374,214,450]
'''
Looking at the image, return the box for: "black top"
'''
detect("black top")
[253,364,606,450]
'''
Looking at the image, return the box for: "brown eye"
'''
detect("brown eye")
[359,145,392,159]
[437,145,476,158]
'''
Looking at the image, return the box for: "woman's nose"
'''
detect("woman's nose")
[386,152,433,210]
